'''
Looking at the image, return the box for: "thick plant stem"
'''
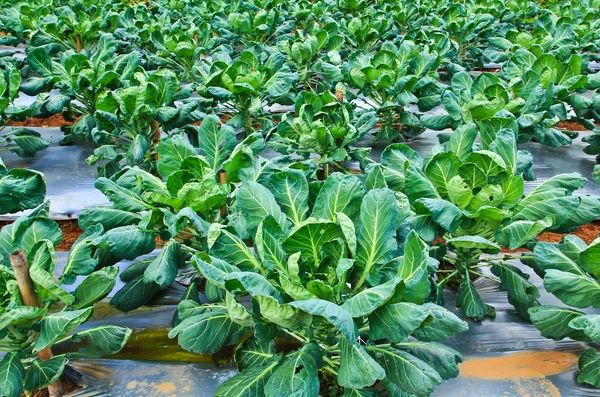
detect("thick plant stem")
[75,34,82,52]
[10,251,64,397]
[151,120,161,171]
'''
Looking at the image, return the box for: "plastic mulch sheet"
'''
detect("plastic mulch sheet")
[39,253,600,397]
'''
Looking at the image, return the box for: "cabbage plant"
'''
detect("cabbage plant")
[528,237,600,388]
[170,170,468,396]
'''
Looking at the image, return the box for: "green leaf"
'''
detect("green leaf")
[264,344,321,397]
[94,178,150,212]
[143,240,183,289]
[491,262,540,304]
[533,242,586,276]
[580,238,600,280]
[0,353,25,397]
[214,359,280,397]
[528,305,588,341]
[168,308,248,354]
[342,277,404,317]
[256,216,287,272]
[268,170,309,225]
[397,230,432,304]
[356,188,400,278]
[496,218,553,250]
[224,272,283,302]
[282,218,342,265]
[369,302,431,342]
[311,173,365,222]
[456,279,496,321]
[414,198,462,233]
[77,207,141,231]
[578,349,600,388]
[424,152,459,196]
[367,345,442,396]
[413,303,469,341]
[569,314,600,342]
[255,295,313,329]
[197,115,236,171]
[110,276,160,312]
[33,309,92,352]
[23,357,66,393]
[99,225,155,260]
[446,124,478,162]
[394,341,463,380]
[69,325,132,357]
[26,48,54,77]
[209,226,262,271]
[235,338,276,371]
[338,337,385,389]
[62,224,104,282]
[289,299,356,341]
[544,269,600,308]
[156,134,196,178]
[236,181,286,236]
[72,266,118,309]
[446,236,500,254]
[0,168,46,214]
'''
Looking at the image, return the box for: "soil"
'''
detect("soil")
[29,375,79,397]
[9,114,79,128]
[556,120,590,131]
[503,220,600,253]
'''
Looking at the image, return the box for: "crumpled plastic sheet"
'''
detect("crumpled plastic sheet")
[37,253,600,397]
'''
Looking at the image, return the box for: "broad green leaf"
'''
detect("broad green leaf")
[34,308,94,351]
[209,226,262,271]
[95,178,150,212]
[282,218,342,266]
[224,272,283,303]
[255,295,313,329]
[397,230,430,304]
[533,242,586,276]
[62,224,104,282]
[289,299,356,341]
[544,269,600,308]
[356,188,400,278]
[528,305,588,341]
[264,344,321,397]
[0,168,46,214]
[412,303,469,342]
[99,225,155,260]
[580,238,600,279]
[312,173,365,221]
[367,345,442,396]
[110,276,160,312]
[268,170,309,225]
[394,341,463,380]
[496,218,552,250]
[424,152,459,196]
[0,353,24,397]
[214,359,280,397]
[72,266,118,309]
[446,124,477,161]
[255,216,287,273]
[446,236,500,254]
[236,181,286,235]
[342,277,404,317]
[156,134,196,178]
[338,337,385,389]
[578,349,600,388]
[70,325,132,357]
[197,114,236,170]
[369,302,431,342]
[414,198,462,233]
[23,357,66,393]
[168,309,248,354]
[235,338,276,371]
[143,240,183,289]
[569,315,600,342]
[491,262,540,304]
[26,48,53,77]
[77,207,141,231]
[456,279,496,321]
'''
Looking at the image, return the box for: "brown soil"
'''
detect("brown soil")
[0,219,83,251]
[556,120,590,131]
[29,375,79,397]
[9,114,79,128]
[459,350,578,380]
[503,221,600,253]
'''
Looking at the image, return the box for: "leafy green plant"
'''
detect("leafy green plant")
[0,185,131,397]
[423,70,575,147]
[341,41,440,141]
[366,123,600,320]
[527,237,600,388]
[82,127,265,311]
[0,158,46,215]
[267,90,378,175]
[0,59,50,157]
[170,170,468,396]
[195,47,298,134]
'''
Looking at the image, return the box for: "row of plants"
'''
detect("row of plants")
[0,159,132,397]
[1,0,600,175]
[3,113,598,395]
